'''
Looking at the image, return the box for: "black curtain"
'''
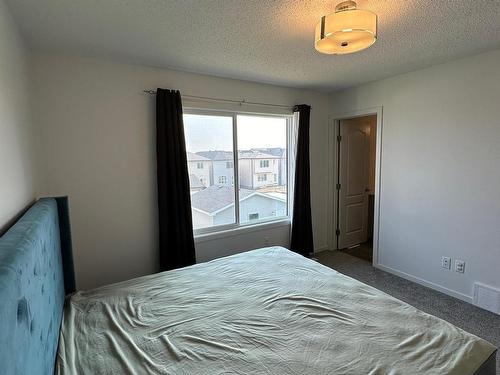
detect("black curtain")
[156,88,196,271]
[290,104,314,257]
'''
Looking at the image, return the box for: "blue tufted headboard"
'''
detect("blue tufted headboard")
[0,197,75,375]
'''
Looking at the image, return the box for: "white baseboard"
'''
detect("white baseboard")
[374,262,473,304]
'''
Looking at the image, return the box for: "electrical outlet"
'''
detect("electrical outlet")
[455,260,465,273]
[441,256,451,269]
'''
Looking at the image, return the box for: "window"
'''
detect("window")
[183,113,235,230]
[184,110,290,233]
[248,213,259,220]
[197,162,204,169]
[238,115,288,224]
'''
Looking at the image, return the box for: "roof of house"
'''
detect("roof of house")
[196,151,233,161]
[261,192,286,202]
[189,174,205,189]
[251,148,286,157]
[187,152,210,161]
[195,149,284,161]
[191,186,251,213]
[239,150,280,159]
[191,186,286,214]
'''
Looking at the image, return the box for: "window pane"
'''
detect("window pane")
[184,114,235,230]
[237,115,287,224]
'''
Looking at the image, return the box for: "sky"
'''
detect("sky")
[184,114,287,152]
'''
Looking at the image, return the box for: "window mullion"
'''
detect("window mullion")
[232,113,240,225]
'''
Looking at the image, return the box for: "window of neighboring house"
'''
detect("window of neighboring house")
[183,110,291,234]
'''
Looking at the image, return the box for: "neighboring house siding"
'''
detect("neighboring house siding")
[193,149,285,190]
[187,161,211,187]
[214,195,286,225]
[238,159,253,188]
[252,159,279,188]
[240,157,280,189]
[213,161,233,186]
[191,209,213,228]
[213,205,236,226]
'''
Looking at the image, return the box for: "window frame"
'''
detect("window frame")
[183,108,293,236]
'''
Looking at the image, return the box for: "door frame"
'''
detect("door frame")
[327,107,383,266]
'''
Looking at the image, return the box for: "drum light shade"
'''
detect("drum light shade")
[315,1,377,55]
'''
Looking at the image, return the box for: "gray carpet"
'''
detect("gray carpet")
[316,250,499,374]
[341,241,373,262]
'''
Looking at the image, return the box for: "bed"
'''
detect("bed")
[0,198,497,374]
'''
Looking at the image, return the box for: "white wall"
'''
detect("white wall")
[32,54,331,290]
[331,49,500,302]
[0,0,37,233]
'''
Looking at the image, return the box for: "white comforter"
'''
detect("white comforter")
[57,247,495,374]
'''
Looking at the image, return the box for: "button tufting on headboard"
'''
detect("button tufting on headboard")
[16,297,30,326]
[30,318,36,334]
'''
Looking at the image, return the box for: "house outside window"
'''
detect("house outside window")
[183,111,291,234]
[186,152,211,189]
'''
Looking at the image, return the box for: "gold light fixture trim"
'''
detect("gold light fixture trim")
[315,1,377,55]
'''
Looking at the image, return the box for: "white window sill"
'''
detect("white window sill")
[194,218,291,244]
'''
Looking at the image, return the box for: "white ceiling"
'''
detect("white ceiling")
[6,0,500,92]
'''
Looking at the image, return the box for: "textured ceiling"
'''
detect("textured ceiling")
[6,0,500,91]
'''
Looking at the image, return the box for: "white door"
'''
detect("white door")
[338,117,370,249]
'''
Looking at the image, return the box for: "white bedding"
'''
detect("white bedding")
[56,247,495,374]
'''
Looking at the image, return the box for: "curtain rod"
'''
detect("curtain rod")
[142,89,298,110]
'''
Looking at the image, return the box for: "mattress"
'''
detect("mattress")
[56,247,496,375]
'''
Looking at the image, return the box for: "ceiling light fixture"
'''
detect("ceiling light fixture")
[315,1,377,55]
